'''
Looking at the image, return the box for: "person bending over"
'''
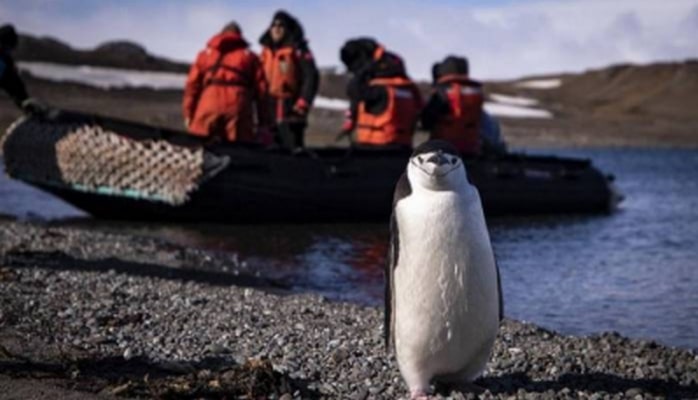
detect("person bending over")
[339,38,422,149]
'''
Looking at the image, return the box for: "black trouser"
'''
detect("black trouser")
[275,121,306,149]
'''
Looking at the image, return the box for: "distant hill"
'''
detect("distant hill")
[15,33,190,73]
[317,68,350,99]
[488,60,698,123]
[552,61,698,122]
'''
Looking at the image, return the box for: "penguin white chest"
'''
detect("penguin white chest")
[393,191,499,383]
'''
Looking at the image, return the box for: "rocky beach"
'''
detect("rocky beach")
[1,221,697,399]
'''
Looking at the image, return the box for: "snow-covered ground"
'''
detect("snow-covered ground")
[313,97,349,111]
[484,102,552,119]
[489,93,539,107]
[18,61,553,118]
[485,93,552,119]
[18,62,186,90]
[18,61,351,110]
[515,78,562,89]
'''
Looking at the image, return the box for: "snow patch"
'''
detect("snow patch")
[17,61,348,111]
[489,93,539,107]
[484,102,553,119]
[515,78,562,89]
[18,61,186,90]
[313,97,349,111]
[487,91,552,118]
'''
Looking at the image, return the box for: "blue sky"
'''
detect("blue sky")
[2,0,697,80]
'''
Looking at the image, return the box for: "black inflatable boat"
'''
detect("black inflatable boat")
[1,110,620,223]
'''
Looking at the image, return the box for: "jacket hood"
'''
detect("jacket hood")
[207,31,248,52]
[259,10,307,49]
[341,37,406,79]
[0,24,18,50]
[340,37,379,73]
[433,55,469,83]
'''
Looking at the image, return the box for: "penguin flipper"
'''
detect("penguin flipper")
[385,212,398,350]
[496,259,504,322]
[385,172,411,350]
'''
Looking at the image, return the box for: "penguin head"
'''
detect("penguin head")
[407,140,469,191]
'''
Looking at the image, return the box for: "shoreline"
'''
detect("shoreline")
[1,220,697,399]
[2,74,698,151]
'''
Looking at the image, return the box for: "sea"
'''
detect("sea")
[1,147,697,350]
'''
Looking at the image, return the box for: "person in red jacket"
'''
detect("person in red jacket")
[339,38,422,149]
[259,10,319,150]
[183,22,270,144]
[421,55,485,156]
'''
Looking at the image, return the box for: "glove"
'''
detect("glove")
[292,98,309,116]
[341,109,355,130]
[21,98,48,115]
[341,118,354,132]
[256,126,274,146]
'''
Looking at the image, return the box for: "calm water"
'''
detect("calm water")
[1,148,697,350]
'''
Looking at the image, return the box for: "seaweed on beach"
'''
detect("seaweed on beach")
[0,348,316,399]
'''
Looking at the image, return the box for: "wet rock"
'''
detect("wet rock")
[122,347,133,360]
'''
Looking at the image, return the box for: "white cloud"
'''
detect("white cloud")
[2,0,697,80]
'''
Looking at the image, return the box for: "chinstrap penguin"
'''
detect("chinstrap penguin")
[385,140,503,399]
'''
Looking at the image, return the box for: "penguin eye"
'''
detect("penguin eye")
[417,156,424,163]
[450,157,458,165]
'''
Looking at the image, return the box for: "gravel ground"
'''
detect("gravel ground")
[1,221,697,399]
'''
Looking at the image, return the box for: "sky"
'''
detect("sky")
[1,0,697,80]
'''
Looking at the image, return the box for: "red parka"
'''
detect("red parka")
[183,32,269,142]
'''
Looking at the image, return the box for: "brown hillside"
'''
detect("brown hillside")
[479,61,698,147]
[15,33,190,73]
[552,61,698,122]
[317,69,350,99]
[485,60,698,123]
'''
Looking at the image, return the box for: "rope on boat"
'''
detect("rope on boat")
[2,116,226,205]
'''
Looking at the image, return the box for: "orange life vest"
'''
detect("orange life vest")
[261,46,299,98]
[356,77,421,146]
[431,74,484,155]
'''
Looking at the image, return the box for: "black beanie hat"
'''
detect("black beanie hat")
[434,55,469,81]
[340,37,378,73]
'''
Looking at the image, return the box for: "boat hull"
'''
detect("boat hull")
[3,110,616,223]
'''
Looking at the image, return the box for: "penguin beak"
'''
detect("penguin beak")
[412,150,461,178]
[426,151,449,166]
